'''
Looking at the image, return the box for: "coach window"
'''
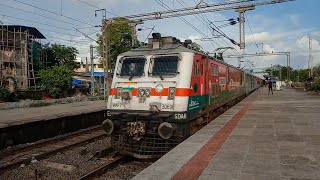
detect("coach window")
[211,84,219,98]
[212,65,218,76]
[193,60,200,76]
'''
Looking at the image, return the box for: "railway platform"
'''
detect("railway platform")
[0,101,107,149]
[133,87,320,180]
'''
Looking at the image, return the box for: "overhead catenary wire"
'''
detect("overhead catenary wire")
[154,0,215,50]
[11,0,95,27]
[45,35,94,44]
[0,2,80,27]
[245,13,261,66]
[74,0,119,17]
[74,27,98,42]
[176,0,219,49]
[0,20,77,37]
[0,13,76,32]
[1,21,94,46]
[245,13,261,53]
[191,0,241,55]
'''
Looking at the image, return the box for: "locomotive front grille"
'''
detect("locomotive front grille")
[112,133,181,158]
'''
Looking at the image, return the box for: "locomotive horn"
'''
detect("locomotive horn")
[101,119,114,135]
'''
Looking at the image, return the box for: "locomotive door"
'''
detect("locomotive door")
[189,54,205,112]
[201,55,207,109]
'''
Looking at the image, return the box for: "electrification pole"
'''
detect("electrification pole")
[90,45,95,96]
[95,9,108,100]
[105,0,292,50]
[309,36,313,77]
[235,6,255,50]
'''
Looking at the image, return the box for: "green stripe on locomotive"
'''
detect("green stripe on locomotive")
[187,87,245,117]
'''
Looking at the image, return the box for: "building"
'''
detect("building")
[0,25,46,91]
[74,57,106,94]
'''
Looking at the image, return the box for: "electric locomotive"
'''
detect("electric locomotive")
[102,33,262,158]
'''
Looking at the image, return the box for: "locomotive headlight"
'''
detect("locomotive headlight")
[102,119,114,135]
[145,88,151,97]
[155,84,164,93]
[158,122,174,139]
[168,87,176,100]
[138,88,145,97]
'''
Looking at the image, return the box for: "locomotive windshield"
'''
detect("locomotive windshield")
[119,58,145,77]
[151,56,179,77]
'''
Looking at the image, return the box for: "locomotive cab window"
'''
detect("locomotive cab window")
[150,55,179,77]
[118,57,146,77]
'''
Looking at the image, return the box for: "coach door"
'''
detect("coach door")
[201,55,208,108]
[189,54,205,112]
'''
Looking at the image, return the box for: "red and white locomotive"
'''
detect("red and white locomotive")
[102,33,262,158]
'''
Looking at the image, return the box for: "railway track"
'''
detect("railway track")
[0,126,107,174]
[77,148,126,180]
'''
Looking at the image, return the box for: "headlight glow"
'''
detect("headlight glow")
[145,88,151,97]
[138,88,145,97]
[155,84,164,93]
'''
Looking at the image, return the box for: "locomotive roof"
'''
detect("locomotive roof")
[120,43,195,57]
[119,38,262,80]
[121,43,240,70]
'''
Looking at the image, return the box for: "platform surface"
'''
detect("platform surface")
[0,100,107,128]
[133,87,320,180]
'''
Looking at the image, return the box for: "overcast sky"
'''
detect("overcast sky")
[1,0,320,70]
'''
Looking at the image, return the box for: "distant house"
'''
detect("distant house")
[0,25,46,91]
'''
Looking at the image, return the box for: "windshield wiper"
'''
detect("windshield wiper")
[129,72,136,81]
[154,68,164,80]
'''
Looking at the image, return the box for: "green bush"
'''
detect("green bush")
[0,86,10,101]
[39,66,73,98]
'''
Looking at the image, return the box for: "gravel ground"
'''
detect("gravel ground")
[0,129,105,168]
[0,137,111,180]
[98,160,155,180]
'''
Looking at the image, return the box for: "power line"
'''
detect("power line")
[2,20,99,40]
[74,0,119,17]
[245,14,260,53]
[176,0,218,49]
[203,14,241,55]
[0,2,79,26]
[74,27,97,42]
[154,0,213,50]
[245,13,261,66]
[45,34,93,44]
[0,13,76,31]
[11,0,95,27]
[37,28,81,37]
[190,0,240,55]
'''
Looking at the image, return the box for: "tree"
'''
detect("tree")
[96,17,134,70]
[43,43,78,70]
[0,86,10,101]
[38,66,74,98]
[265,65,310,82]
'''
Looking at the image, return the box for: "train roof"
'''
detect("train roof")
[120,43,194,57]
[120,34,262,80]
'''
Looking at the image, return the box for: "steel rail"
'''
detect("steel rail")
[0,129,107,174]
